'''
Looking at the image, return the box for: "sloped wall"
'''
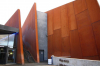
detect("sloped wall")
[22,3,39,63]
[47,0,100,60]
[5,9,24,64]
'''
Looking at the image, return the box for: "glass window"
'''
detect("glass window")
[0,34,15,48]
[8,49,16,63]
[0,35,8,47]
[8,34,15,48]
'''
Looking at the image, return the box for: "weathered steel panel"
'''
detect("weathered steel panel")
[53,29,62,56]
[76,10,91,29]
[74,0,87,15]
[92,21,100,59]
[22,3,39,63]
[70,30,82,59]
[69,14,77,30]
[53,7,61,30]
[85,0,100,23]
[47,10,53,35]
[78,25,98,57]
[84,56,99,60]
[67,2,74,16]
[5,9,24,64]
[46,0,100,60]
[5,10,19,28]
[62,36,71,56]
[48,35,53,59]
[61,4,69,37]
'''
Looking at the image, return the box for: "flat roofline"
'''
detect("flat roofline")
[0,24,19,34]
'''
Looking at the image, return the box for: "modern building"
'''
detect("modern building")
[0,10,24,64]
[22,0,100,63]
[0,0,100,65]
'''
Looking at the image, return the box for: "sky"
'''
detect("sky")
[0,0,99,27]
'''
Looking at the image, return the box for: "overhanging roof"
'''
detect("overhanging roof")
[0,24,19,34]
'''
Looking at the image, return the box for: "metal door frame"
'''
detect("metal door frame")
[6,48,16,64]
[39,50,44,62]
[0,47,7,64]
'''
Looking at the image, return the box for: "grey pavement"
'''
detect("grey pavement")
[0,63,56,66]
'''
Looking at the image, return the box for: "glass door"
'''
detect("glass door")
[7,49,16,63]
[0,34,16,64]
[0,47,7,64]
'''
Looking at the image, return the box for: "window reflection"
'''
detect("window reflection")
[8,34,15,48]
[0,34,15,48]
[0,35,8,46]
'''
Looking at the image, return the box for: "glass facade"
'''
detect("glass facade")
[0,34,16,64]
[8,34,15,48]
[0,34,15,48]
[0,35,8,46]
[8,49,16,63]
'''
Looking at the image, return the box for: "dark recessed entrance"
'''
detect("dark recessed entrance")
[0,25,19,64]
[0,47,16,64]
[39,50,44,62]
[0,34,17,64]
[7,48,16,63]
[0,47,7,64]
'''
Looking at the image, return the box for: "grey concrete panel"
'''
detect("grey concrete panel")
[52,56,100,66]
[37,11,47,61]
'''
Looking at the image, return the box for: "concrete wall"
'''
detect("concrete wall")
[52,56,100,66]
[37,11,47,61]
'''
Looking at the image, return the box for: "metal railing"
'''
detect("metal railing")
[23,48,35,63]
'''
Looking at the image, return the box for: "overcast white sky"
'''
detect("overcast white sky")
[0,0,99,27]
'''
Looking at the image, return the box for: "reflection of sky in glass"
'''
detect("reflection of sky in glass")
[8,34,15,48]
[0,34,15,48]
[0,35,8,46]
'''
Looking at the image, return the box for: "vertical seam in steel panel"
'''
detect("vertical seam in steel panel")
[73,1,83,59]
[86,7,100,59]
[60,6,62,56]
[66,4,71,57]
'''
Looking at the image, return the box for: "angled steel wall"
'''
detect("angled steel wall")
[5,9,24,64]
[47,0,100,60]
[22,3,39,63]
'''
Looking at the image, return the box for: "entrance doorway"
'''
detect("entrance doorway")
[39,50,44,62]
[0,47,7,64]
[0,25,19,64]
[7,49,16,63]
[0,34,17,64]
[0,47,16,64]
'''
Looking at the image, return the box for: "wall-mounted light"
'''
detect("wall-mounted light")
[10,52,13,55]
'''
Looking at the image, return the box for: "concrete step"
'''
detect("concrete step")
[1,63,56,66]
[25,63,55,66]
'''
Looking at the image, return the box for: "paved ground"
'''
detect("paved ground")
[0,63,56,66]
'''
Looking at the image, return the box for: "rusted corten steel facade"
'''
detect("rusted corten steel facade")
[22,3,40,63]
[47,0,100,60]
[5,9,24,64]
